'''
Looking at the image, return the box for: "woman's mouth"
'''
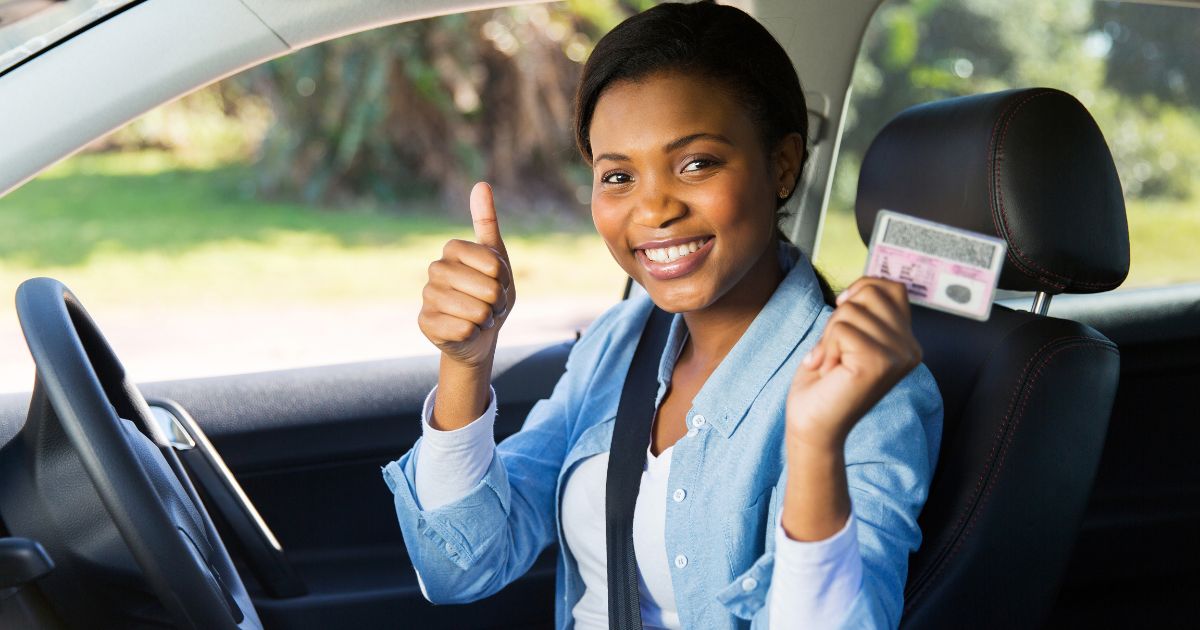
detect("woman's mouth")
[635,237,714,281]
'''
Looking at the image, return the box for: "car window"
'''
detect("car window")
[0,3,673,394]
[815,0,1200,292]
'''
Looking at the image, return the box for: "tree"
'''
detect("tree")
[1094,0,1200,106]
[833,0,1198,207]
[235,3,641,214]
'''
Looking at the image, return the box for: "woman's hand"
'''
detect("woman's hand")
[780,277,922,541]
[418,182,516,369]
[786,277,922,451]
[420,183,516,429]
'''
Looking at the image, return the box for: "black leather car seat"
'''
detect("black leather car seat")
[853,87,1131,628]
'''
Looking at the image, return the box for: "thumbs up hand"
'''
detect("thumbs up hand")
[419,182,516,369]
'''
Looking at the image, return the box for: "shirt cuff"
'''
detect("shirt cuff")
[413,385,498,511]
[769,514,863,629]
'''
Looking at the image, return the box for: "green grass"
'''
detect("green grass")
[2,150,1196,317]
[0,151,626,311]
[814,200,1200,292]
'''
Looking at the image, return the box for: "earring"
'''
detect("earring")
[778,186,789,199]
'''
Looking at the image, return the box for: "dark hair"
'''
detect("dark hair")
[573,1,837,304]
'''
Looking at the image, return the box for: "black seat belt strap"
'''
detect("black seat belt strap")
[606,306,673,630]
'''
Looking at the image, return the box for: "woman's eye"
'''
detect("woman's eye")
[682,158,715,173]
[601,171,632,185]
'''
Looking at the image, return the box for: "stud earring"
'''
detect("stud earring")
[778,186,789,199]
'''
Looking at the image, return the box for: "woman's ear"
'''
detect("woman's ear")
[772,132,807,195]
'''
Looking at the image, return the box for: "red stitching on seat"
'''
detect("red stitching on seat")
[905,335,1117,606]
[990,91,1069,286]
[987,90,1122,293]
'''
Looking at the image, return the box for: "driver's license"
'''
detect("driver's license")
[864,210,1007,322]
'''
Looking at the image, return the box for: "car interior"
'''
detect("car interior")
[0,0,1196,628]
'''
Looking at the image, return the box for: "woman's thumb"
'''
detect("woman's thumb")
[470,182,507,257]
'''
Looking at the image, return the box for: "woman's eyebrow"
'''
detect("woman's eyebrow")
[593,133,732,165]
[663,132,733,153]
[594,152,630,164]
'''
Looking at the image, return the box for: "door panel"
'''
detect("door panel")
[0,340,575,628]
[1039,284,1200,626]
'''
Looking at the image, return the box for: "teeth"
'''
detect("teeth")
[643,239,707,264]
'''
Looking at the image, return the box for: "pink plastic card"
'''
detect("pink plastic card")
[864,210,1007,321]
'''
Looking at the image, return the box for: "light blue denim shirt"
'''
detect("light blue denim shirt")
[383,248,943,629]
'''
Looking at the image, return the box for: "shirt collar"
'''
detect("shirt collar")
[656,242,828,438]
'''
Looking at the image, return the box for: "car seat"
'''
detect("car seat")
[853,87,1130,628]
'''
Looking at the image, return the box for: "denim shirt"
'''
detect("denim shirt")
[382,249,943,629]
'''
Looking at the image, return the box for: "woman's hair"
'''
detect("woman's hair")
[573,0,838,304]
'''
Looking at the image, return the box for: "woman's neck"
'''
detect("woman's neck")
[680,241,785,367]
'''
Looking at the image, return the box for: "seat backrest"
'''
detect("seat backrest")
[854,88,1130,629]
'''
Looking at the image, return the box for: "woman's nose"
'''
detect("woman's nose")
[632,184,686,229]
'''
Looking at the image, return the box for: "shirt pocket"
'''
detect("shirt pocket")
[718,487,779,621]
[715,551,774,622]
[722,486,776,575]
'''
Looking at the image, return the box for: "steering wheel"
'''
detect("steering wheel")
[0,278,260,629]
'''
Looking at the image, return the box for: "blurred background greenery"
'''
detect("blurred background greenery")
[0,0,1197,387]
[814,0,1200,288]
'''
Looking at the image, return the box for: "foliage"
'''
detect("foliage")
[833,0,1200,214]
[229,4,645,213]
[82,0,1200,212]
[89,82,273,168]
[1095,0,1200,106]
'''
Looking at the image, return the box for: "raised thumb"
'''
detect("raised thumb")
[469,182,506,257]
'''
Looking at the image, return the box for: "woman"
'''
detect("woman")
[382,2,943,628]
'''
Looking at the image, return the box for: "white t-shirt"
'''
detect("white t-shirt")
[413,387,863,628]
[562,447,679,629]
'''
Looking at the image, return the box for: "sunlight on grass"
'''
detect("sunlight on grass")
[38,150,215,179]
[813,212,869,291]
[4,151,1197,316]
[0,152,626,391]
[0,231,624,313]
[815,199,1200,291]
[1,151,1197,392]
[0,152,626,311]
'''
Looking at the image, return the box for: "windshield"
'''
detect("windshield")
[0,0,137,74]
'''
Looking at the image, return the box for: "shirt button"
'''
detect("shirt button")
[741,577,758,592]
[674,554,688,569]
[672,488,686,502]
[693,414,707,427]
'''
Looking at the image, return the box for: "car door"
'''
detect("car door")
[812,1,1200,625]
[0,2,627,627]
[132,342,576,629]
[1041,284,1200,627]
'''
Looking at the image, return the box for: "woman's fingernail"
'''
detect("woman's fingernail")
[803,348,822,368]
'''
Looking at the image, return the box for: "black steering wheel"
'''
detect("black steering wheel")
[0,278,259,628]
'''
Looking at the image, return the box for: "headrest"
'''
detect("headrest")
[855,88,1129,294]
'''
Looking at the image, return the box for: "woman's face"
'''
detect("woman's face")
[589,72,798,314]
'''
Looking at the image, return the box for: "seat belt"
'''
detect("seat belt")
[606,306,673,630]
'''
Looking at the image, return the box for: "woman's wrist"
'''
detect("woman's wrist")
[786,414,853,453]
[781,435,852,541]
[431,352,495,431]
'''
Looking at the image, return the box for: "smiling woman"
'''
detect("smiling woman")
[588,75,795,312]
[385,2,941,629]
